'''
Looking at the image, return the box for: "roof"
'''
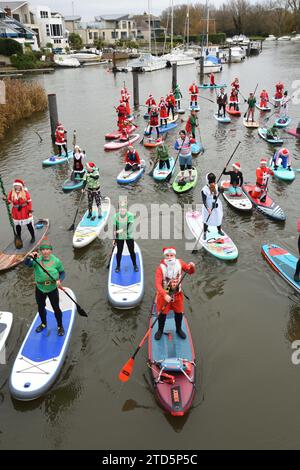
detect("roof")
[64,15,81,21]
[95,14,130,22]
[0,1,27,11]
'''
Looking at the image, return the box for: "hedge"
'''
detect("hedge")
[0,38,23,56]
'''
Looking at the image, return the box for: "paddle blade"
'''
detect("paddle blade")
[119,357,134,382]
[77,305,88,317]
[68,223,75,231]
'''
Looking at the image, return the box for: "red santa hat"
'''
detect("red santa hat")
[281,148,289,155]
[163,246,176,256]
[86,162,96,171]
[13,179,25,188]
[232,162,241,170]
[260,158,267,166]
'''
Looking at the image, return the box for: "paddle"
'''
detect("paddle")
[165,139,185,183]
[0,173,23,249]
[106,241,116,269]
[118,272,188,383]
[265,94,293,122]
[196,116,204,153]
[29,255,88,317]
[243,83,258,119]
[198,95,214,104]
[191,140,241,254]
[68,190,85,231]
[237,89,247,103]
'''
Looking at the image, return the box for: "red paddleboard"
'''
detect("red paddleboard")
[144,137,164,148]
[286,128,300,138]
[105,124,136,140]
[226,106,241,116]
[104,134,140,151]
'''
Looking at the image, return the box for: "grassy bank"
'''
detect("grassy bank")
[0,79,48,139]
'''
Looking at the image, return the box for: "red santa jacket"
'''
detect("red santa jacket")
[255,167,274,188]
[7,190,32,222]
[229,91,238,103]
[125,149,141,165]
[117,104,127,117]
[189,84,198,95]
[231,80,240,90]
[149,108,159,127]
[159,101,168,118]
[146,96,156,107]
[155,259,195,314]
[55,127,66,144]
[166,94,176,106]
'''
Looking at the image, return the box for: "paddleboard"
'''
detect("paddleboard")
[62,173,85,192]
[243,119,259,128]
[214,113,231,123]
[242,183,286,221]
[0,311,13,353]
[199,83,227,89]
[104,133,140,151]
[269,158,295,182]
[258,127,283,144]
[117,160,145,184]
[189,105,200,111]
[226,106,241,116]
[191,141,203,155]
[42,150,73,167]
[220,181,253,211]
[143,137,164,148]
[108,242,144,309]
[148,306,196,417]
[286,128,300,138]
[153,157,175,182]
[186,209,238,260]
[261,244,300,294]
[255,104,271,112]
[73,197,111,248]
[145,122,177,136]
[0,218,49,272]
[175,108,185,114]
[172,168,198,193]
[272,96,283,107]
[9,287,77,401]
[105,124,136,140]
[274,117,292,128]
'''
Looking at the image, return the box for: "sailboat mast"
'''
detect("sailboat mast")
[171,0,173,51]
[206,0,209,48]
[187,0,189,47]
[148,0,151,53]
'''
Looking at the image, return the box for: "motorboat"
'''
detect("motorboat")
[198,55,222,73]
[54,55,81,68]
[291,34,300,41]
[126,53,166,72]
[265,34,276,41]
[162,49,195,66]
[277,36,291,41]
[69,50,102,63]
[228,46,246,62]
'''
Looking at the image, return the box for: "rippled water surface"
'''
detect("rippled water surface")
[0,42,300,450]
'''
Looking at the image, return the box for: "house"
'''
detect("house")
[94,14,137,43]
[64,15,81,34]
[29,5,68,48]
[133,13,165,43]
[0,5,38,50]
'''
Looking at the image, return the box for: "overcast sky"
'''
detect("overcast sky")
[28,0,226,20]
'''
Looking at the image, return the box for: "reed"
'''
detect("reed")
[0,79,48,139]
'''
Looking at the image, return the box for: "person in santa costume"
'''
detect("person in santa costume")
[6,179,35,245]
[273,147,292,170]
[82,162,102,220]
[222,162,243,196]
[259,89,269,108]
[145,94,156,114]
[148,104,160,139]
[116,101,127,131]
[72,145,86,179]
[231,77,240,92]
[250,158,274,202]
[154,246,195,341]
[158,97,169,127]
[275,81,284,99]
[121,86,131,117]
[124,145,141,171]
[209,72,215,86]
[188,81,199,108]
[25,238,66,336]
[228,89,239,111]
[166,91,176,120]
[201,173,224,240]
[185,109,198,139]
[55,122,68,156]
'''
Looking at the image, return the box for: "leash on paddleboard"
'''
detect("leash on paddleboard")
[29,255,88,317]
[0,173,23,249]
[118,272,189,383]
[191,141,241,254]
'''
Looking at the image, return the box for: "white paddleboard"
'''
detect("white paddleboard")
[0,311,13,353]
[73,197,111,248]
[9,288,76,401]
[220,181,253,211]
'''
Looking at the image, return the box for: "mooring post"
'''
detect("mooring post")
[48,93,58,144]
[247,42,251,57]
[112,51,117,72]
[199,56,204,82]
[228,47,232,64]
[132,70,139,107]
[172,63,177,90]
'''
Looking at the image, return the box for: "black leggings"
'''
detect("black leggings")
[116,239,136,268]
[167,104,175,119]
[204,223,222,233]
[16,222,34,238]
[35,287,63,328]
[218,104,226,116]
[296,235,300,276]
[149,126,160,138]
[160,119,168,127]
[159,159,170,169]
[57,144,68,156]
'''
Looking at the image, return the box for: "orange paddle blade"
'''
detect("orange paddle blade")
[119,358,134,382]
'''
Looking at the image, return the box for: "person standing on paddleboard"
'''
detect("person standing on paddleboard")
[154,246,195,341]
[174,130,195,183]
[280,90,290,120]
[231,77,240,92]
[173,84,183,110]
[275,81,284,100]
[148,105,160,139]
[82,162,102,220]
[156,140,171,170]
[124,145,141,171]
[158,97,168,127]
[209,72,215,86]
[189,81,199,108]
[259,89,269,108]
[185,110,198,139]
[251,158,274,203]
[73,145,85,179]
[166,91,176,120]
[145,94,156,114]
[55,122,68,157]
[5,179,35,247]
[294,218,300,282]
[229,89,239,111]
[116,101,127,131]
[216,88,228,118]
[25,238,66,336]
[201,173,224,240]
[113,202,138,274]
[245,92,256,122]
[222,162,243,196]
[121,86,131,117]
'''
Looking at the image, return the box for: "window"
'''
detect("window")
[12,14,20,22]
[40,11,48,19]
[102,32,105,39]
[54,39,61,44]
[121,31,127,39]
[46,24,50,36]
[89,32,92,40]
[93,32,98,39]
[50,24,62,37]
[111,31,118,39]
[122,21,127,29]
[24,14,28,23]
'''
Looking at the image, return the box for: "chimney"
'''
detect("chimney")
[4,7,12,17]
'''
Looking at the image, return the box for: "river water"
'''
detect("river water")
[0,42,300,450]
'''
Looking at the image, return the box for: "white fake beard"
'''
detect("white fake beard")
[165,258,177,278]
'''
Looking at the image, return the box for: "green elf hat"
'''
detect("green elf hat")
[39,237,53,250]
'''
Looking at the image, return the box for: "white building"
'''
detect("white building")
[29,5,68,48]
